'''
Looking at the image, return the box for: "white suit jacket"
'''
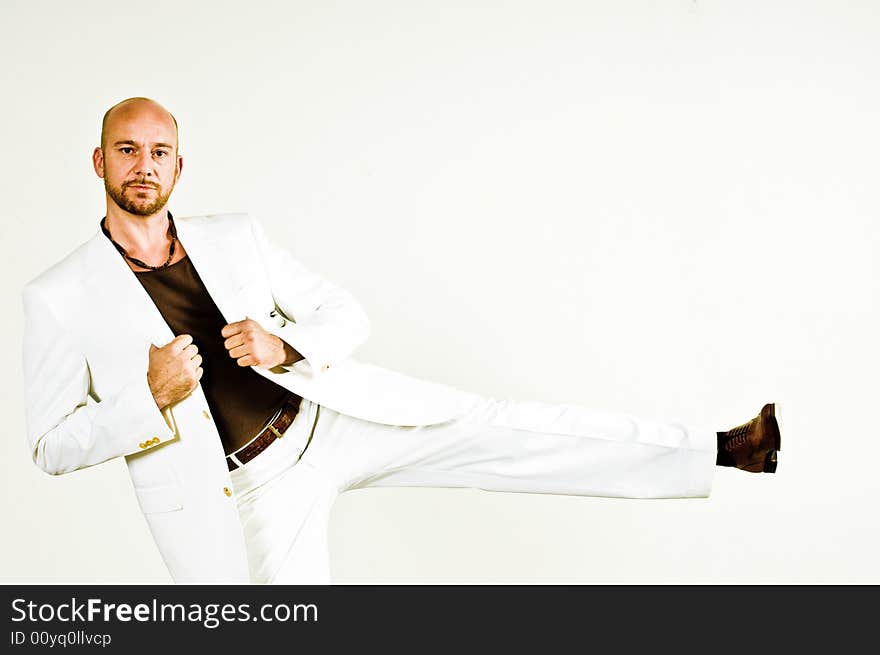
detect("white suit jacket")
[22,213,481,582]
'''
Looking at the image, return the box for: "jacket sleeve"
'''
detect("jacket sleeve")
[22,284,176,475]
[248,214,370,377]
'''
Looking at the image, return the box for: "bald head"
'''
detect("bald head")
[94,97,183,218]
[100,97,179,152]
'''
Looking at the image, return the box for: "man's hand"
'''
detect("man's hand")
[221,318,302,369]
[147,334,203,410]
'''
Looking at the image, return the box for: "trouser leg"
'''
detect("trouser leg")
[232,394,717,583]
[302,396,717,499]
[231,400,338,584]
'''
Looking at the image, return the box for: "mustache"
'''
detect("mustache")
[125,180,160,189]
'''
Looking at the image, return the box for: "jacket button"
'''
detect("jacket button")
[139,442,147,449]
[223,487,232,497]
[151,437,160,444]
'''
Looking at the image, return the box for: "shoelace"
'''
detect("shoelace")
[723,422,752,451]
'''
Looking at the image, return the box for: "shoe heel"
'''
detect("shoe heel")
[763,450,778,473]
[764,402,781,451]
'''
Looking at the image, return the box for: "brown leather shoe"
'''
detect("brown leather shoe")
[719,403,781,473]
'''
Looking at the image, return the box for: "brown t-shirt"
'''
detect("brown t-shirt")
[134,255,296,454]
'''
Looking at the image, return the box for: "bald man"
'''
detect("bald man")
[22,97,781,583]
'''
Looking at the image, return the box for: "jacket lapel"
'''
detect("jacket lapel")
[84,228,176,347]
[84,215,251,347]
[172,216,250,326]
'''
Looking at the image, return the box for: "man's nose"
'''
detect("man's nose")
[134,150,154,176]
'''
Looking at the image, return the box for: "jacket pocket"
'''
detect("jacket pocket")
[134,483,184,515]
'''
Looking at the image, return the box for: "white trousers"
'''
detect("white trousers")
[230,395,717,584]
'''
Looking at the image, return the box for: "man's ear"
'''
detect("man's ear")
[92,147,105,178]
[175,153,184,183]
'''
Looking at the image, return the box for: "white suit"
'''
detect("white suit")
[22,213,716,583]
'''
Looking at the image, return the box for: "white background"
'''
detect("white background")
[1,0,877,583]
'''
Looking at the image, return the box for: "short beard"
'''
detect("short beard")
[105,179,174,216]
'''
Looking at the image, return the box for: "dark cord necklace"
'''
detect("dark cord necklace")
[100,213,178,271]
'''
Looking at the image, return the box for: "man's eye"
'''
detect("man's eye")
[120,147,134,154]
[154,150,168,158]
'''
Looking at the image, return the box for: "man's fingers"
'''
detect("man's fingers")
[181,343,199,359]
[223,335,245,351]
[228,344,250,359]
[196,367,204,380]
[170,334,194,352]
[221,317,262,339]
[192,354,203,367]
[236,355,255,367]
[220,321,248,338]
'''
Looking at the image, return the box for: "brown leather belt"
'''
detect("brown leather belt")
[226,395,302,472]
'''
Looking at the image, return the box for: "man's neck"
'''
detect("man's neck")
[104,204,171,253]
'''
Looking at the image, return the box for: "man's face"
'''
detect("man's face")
[93,104,182,217]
